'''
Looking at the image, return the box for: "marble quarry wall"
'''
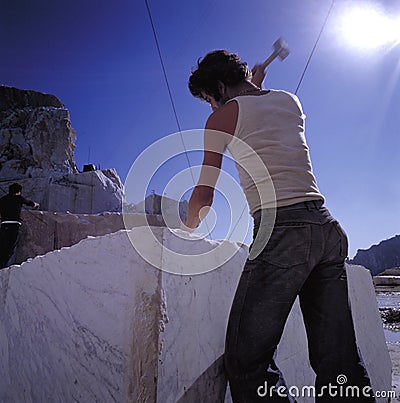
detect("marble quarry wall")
[0,85,124,213]
[125,193,188,228]
[46,168,124,214]
[0,85,76,179]
[11,210,165,267]
[0,228,392,402]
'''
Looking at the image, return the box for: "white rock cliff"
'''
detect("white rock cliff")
[0,85,124,213]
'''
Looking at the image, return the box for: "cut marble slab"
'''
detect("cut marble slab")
[0,228,391,402]
[12,210,165,267]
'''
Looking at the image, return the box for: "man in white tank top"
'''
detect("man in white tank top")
[186,50,374,402]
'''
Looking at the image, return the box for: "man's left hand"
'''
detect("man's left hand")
[251,64,267,88]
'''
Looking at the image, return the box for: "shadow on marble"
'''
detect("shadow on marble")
[176,355,227,403]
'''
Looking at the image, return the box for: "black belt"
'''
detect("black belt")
[278,200,324,210]
[253,199,324,219]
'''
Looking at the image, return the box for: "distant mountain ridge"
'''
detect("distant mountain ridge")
[350,235,400,275]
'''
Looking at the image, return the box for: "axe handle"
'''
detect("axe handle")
[260,51,279,71]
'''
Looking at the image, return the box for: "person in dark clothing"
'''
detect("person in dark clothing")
[0,183,39,269]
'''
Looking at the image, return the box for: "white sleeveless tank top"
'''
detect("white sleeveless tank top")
[226,90,325,214]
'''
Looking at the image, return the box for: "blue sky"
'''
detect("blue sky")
[1,0,399,257]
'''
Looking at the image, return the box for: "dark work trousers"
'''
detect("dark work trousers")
[224,200,374,402]
[0,223,20,269]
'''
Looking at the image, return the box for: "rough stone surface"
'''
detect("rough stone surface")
[346,265,392,403]
[10,210,165,267]
[0,99,77,179]
[0,168,124,214]
[0,85,63,111]
[0,229,247,402]
[125,193,188,229]
[0,230,161,403]
[0,85,124,213]
[387,344,400,401]
[0,228,391,403]
[47,169,125,214]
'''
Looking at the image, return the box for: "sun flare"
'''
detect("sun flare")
[337,3,400,50]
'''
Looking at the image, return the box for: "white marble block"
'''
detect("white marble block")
[47,168,124,214]
[0,228,391,403]
[347,265,392,402]
[0,228,247,402]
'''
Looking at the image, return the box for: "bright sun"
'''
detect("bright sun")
[337,3,400,50]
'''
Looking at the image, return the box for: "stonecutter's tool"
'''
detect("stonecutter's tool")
[260,37,290,70]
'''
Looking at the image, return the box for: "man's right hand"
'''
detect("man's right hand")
[33,202,40,209]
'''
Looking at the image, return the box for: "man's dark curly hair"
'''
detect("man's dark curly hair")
[188,50,251,101]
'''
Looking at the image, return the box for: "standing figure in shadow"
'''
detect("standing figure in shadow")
[0,183,39,269]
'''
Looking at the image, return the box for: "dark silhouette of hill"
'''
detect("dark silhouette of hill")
[350,235,400,275]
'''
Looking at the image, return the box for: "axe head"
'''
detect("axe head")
[273,38,290,60]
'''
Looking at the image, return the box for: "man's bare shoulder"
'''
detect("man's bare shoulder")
[206,101,238,136]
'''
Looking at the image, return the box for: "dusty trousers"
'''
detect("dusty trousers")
[224,200,374,402]
[0,223,20,269]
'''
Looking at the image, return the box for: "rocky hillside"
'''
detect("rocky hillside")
[0,85,77,179]
[350,235,400,275]
[0,85,123,213]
